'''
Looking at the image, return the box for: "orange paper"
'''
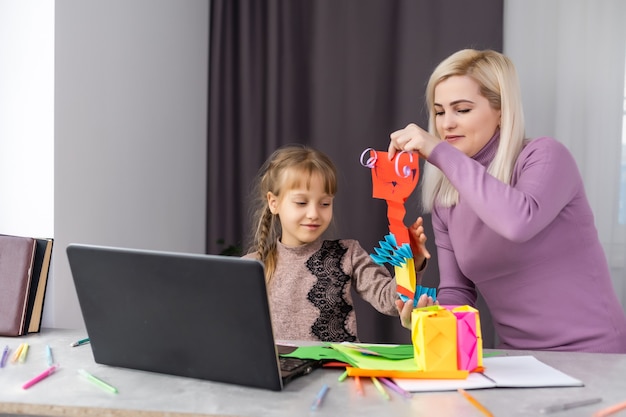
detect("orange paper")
[345,367,468,380]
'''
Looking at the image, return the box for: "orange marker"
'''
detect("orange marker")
[593,400,626,417]
[458,389,494,417]
[354,375,363,396]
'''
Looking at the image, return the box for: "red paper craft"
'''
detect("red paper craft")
[365,149,419,245]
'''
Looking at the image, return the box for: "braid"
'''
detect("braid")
[255,207,279,284]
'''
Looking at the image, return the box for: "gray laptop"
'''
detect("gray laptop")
[66,243,322,391]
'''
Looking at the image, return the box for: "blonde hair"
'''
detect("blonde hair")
[248,145,338,284]
[421,49,526,211]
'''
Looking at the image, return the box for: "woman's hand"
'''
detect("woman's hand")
[388,123,440,160]
[409,217,430,269]
[395,295,437,330]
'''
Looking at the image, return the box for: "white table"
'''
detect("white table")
[1,328,625,417]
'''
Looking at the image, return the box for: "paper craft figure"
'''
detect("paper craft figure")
[361,149,419,245]
[360,148,435,305]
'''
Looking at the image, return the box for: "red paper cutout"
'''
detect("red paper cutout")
[367,150,419,245]
[370,151,419,202]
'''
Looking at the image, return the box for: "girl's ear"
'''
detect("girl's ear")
[267,192,279,214]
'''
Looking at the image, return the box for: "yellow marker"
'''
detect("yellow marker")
[18,343,29,363]
[371,377,390,401]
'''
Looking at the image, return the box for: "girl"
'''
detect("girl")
[244,144,429,342]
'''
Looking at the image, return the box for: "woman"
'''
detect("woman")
[390,49,626,353]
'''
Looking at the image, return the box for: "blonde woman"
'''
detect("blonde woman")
[390,49,626,353]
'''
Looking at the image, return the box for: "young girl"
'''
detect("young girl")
[244,144,428,342]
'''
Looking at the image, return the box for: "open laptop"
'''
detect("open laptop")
[66,243,323,391]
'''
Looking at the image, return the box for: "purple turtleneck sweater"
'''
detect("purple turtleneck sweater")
[429,135,626,353]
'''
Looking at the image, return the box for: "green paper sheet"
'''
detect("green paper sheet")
[330,343,421,371]
[279,345,348,362]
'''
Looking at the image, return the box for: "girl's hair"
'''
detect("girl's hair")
[421,49,526,211]
[248,144,338,284]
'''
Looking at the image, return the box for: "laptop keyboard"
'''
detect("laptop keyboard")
[279,356,310,372]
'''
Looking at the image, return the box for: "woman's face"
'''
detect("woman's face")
[433,75,501,157]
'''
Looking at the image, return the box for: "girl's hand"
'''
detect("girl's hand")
[395,295,437,329]
[388,123,440,160]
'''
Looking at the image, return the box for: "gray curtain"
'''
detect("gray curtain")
[208,0,503,343]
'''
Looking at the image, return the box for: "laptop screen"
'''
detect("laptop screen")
[67,244,287,390]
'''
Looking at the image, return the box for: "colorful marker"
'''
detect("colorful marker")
[379,377,412,399]
[78,369,118,393]
[11,343,24,363]
[22,365,58,389]
[458,388,494,417]
[354,375,364,396]
[0,345,9,368]
[371,377,390,401]
[337,369,348,382]
[70,337,90,347]
[593,399,626,417]
[18,343,29,363]
[310,384,330,411]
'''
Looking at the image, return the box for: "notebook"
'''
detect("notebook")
[66,243,323,391]
[392,355,584,392]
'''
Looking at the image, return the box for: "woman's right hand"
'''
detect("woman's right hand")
[388,123,440,160]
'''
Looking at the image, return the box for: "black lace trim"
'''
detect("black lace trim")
[306,240,355,342]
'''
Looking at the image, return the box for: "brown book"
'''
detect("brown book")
[25,238,54,333]
[0,235,37,336]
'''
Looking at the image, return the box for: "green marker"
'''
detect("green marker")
[70,337,90,347]
[78,369,118,393]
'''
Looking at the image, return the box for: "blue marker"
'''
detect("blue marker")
[310,384,330,411]
[46,344,54,366]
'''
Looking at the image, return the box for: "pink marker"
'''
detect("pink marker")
[22,365,58,389]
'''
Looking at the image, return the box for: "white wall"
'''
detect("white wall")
[503,0,626,309]
[0,1,54,238]
[53,0,209,328]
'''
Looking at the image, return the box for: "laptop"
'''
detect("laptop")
[66,243,323,391]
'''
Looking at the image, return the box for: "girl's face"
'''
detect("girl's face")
[433,75,501,157]
[267,171,334,247]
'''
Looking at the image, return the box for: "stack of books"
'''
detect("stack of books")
[0,234,53,336]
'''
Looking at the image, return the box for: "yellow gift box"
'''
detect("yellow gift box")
[411,306,458,371]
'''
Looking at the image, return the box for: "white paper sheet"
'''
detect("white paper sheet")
[393,355,583,392]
